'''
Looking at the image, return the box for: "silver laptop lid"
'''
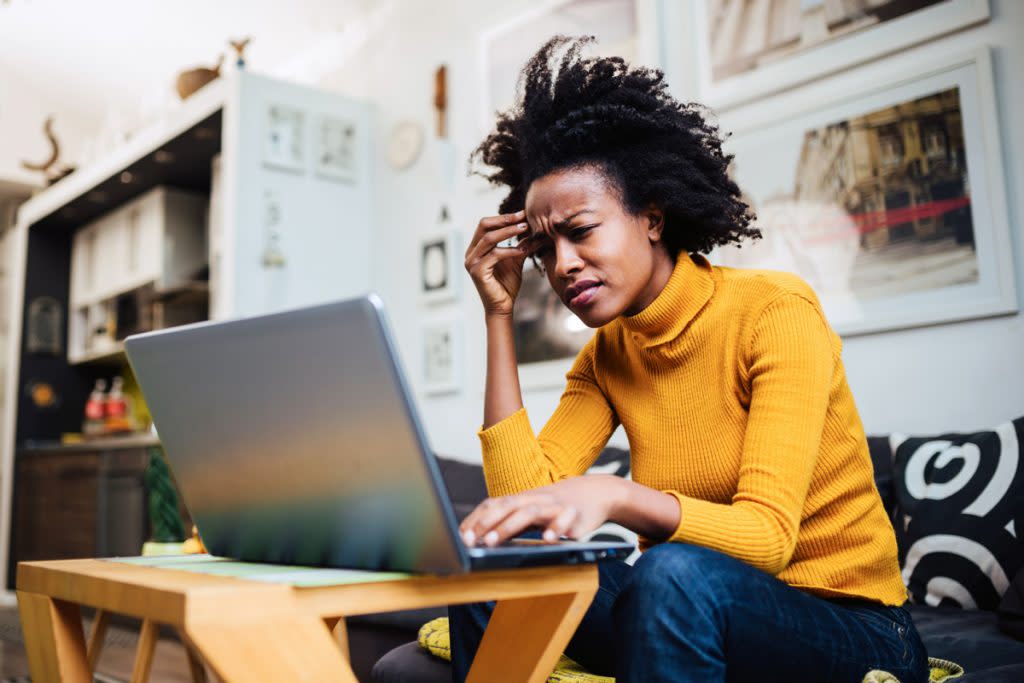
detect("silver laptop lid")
[124,295,469,574]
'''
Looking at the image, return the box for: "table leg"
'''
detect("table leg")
[467,587,595,683]
[87,608,110,671]
[183,614,358,683]
[130,619,158,683]
[324,616,350,661]
[176,630,209,683]
[16,591,92,682]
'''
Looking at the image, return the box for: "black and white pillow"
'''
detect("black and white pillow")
[893,416,1024,610]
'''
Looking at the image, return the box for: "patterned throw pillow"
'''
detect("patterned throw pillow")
[892,416,1024,610]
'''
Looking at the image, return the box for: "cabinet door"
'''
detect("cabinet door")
[70,225,96,306]
[93,212,127,301]
[121,201,161,292]
[134,191,163,287]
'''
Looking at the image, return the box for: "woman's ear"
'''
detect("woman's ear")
[645,205,665,243]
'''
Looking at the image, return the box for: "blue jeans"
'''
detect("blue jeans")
[449,543,929,682]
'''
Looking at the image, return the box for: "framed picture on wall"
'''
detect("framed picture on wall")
[714,47,1016,337]
[314,115,358,183]
[262,103,306,172]
[422,320,462,395]
[512,262,595,389]
[693,0,990,111]
[477,0,661,135]
[420,231,461,304]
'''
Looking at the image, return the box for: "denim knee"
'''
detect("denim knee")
[614,543,746,621]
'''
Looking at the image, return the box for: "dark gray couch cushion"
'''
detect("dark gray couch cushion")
[910,604,1024,672]
[371,641,450,683]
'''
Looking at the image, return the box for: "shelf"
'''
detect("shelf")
[68,342,125,366]
[19,432,160,454]
[153,280,210,304]
[15,78,226,235]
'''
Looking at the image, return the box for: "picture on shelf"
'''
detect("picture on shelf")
[422,321,461,395]
[263,103,305,172]
[315,115,358,182]
[694,0,989,108]
[420,231,461,304]
[716,49,1016,336]
[513,263,593,365]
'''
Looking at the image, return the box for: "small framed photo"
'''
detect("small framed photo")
[263,103,305,172]
[422,320,462,395]
[420,231,461,304]
[314,115,358,183]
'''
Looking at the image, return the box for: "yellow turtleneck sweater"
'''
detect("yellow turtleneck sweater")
[479,253,908,606]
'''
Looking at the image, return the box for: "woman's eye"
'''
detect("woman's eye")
[570,226,596,240]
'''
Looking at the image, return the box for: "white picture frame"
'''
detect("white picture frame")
[314,115,358,183]
[477,0,661,136]
[262,103,306,172]
[693,0,990,112]
[714,46,1016,337]
[422,319,462,395]
[420,231,461,305]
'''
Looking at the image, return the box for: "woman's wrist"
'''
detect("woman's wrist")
[606,477,681,541]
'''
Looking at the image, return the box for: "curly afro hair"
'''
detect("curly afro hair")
[471,35,759,255]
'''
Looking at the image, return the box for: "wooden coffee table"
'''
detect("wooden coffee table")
[16,557,598,682]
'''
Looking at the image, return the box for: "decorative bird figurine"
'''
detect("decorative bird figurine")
[229,37,252,69]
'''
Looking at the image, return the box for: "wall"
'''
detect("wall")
[310,0,1023,464]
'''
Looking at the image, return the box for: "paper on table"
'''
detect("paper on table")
[106,554,414,587]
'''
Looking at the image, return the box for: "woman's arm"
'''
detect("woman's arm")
[483,313,525,428]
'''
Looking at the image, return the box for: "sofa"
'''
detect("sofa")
[361,420,1024,682]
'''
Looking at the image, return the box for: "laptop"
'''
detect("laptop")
[123,294,634,574]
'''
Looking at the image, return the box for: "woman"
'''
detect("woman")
[454,36,928,682]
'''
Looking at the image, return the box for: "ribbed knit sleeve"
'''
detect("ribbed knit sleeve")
[478,338,618,498]
[666,293,835,575]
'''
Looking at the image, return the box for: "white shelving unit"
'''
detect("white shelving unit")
[0,71,375,597]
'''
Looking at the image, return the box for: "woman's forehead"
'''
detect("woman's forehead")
[525,169,614,219]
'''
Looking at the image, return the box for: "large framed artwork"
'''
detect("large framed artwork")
[714,47,1016,337]
[693,0,990,110]
[477,0,661,135]
[513,263,595,389]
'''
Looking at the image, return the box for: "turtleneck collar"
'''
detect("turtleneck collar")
[620,252,715,347]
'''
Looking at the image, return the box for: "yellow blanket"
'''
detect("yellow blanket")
[418,617,964,683]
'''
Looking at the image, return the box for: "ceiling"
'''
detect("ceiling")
[0,0,379,127]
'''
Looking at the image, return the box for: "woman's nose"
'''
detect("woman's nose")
[553,241,583,279]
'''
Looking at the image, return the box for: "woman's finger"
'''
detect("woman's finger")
[464,222,529,270]
[459,497,513,545]
[544,505,580,542]
[483,503,562,546]
[466,210,526,253]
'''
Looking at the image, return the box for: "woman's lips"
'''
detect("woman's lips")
[569,283,601,308]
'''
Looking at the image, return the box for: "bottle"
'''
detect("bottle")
[104,376,133,434]
[83,379,107,436]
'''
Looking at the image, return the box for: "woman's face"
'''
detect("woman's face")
[523,165,673,327]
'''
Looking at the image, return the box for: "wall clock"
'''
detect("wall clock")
[387,120,424,170]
